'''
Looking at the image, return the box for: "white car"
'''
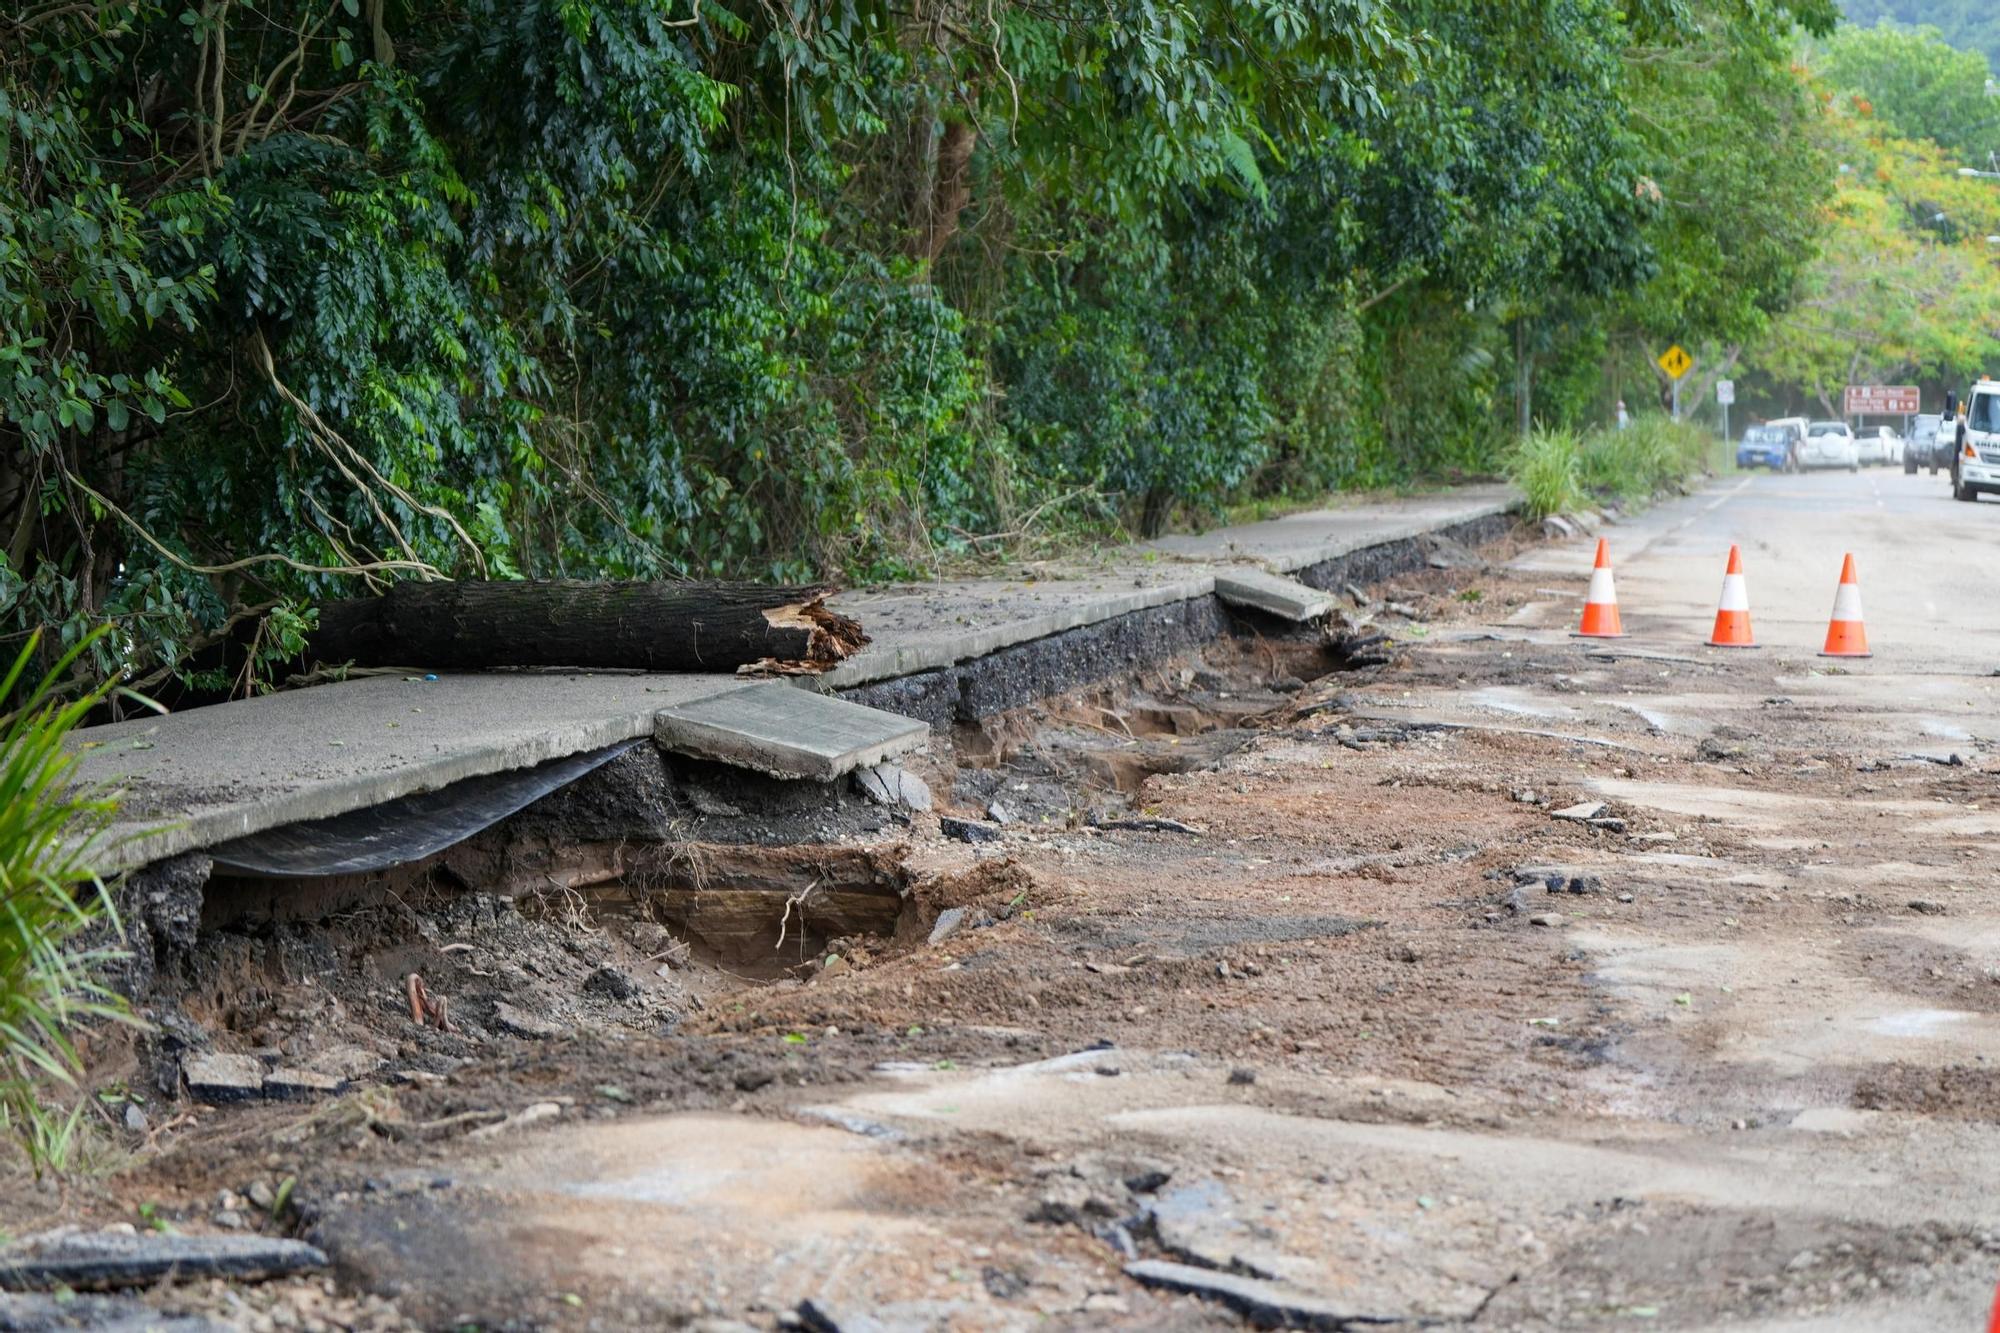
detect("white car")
[1802,420,1860,472]
[1952,380,2000,501]
[1856,426,1901,467]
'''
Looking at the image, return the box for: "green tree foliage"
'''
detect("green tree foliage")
[1749,106,2000,415]
[1839,0,2000,73]
[2,0,1840,687]
[1816,21,1999,159]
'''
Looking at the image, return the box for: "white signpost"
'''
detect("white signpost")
[1716,379,1735,442]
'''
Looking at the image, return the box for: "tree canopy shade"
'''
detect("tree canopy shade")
[4,0,1841,693]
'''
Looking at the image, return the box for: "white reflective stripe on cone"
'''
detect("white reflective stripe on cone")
[1830,582,1864,622]
[1586,567,1617,604]
[1717,574,1749,612]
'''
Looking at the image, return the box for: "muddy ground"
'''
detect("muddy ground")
[7,510,2000,1332]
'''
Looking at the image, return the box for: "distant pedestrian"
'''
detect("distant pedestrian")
[1616,399,1630,431]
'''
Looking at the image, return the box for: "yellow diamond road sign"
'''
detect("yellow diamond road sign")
[1658,344,1693,380]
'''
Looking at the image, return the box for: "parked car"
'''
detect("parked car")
[1763,416,1810,472]
[1856,426,1901,467]
[1952,380,2000,502]
[1906,413,1944,475]
[1802,420,1860,472]
[1736,423,1799,471]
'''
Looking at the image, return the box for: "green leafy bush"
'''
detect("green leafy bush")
[2,0,1839,688]
[0,631,131,1174]
[1580,418,1714,502]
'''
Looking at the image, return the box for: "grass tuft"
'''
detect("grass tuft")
[1508,427,1586,520]
[0,628,135,1176]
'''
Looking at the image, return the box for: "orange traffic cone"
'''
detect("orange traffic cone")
[1819,553,1871,658]
[1990,1276,1999,1333]
[1706,544,1756,648]
[1575,537,1624,638]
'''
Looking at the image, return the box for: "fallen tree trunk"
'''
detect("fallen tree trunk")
[309,581,867,675]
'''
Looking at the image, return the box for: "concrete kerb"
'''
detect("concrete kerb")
[75,672,748,874]
[818,574,1216,690]
[70,486,1522,873]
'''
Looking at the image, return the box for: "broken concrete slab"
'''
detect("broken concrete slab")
[0,1232,327,1292]
[263,1068,346,1100]
[181,1052,264,1103]
[70,671,742,872]
[852,763,932,812]
[1551,801,1608,822]
[1123,1259,1361,1330]
[938,816,1001,845]
[1212,569,1337,624]
[655,683,926,781]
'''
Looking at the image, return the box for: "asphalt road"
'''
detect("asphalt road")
[1561,465,2000,671]
[36,471,2000,1333]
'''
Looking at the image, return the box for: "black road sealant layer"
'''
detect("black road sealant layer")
[840,596,1230,728]
[1291,513,1512,591]
[842,512,1517,729]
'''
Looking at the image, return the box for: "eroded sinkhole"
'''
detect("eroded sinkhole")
[115,625,1364,1098]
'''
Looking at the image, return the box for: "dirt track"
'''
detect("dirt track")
[10,471,2000,1332]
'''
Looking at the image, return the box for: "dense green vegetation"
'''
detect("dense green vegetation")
[1731,21,2000,423]
[2,0,1848,689]
[1839,0,2000,72]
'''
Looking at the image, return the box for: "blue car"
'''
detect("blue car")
[1737,420,1803,472]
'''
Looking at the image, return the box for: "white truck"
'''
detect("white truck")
[1951,380,2000,502]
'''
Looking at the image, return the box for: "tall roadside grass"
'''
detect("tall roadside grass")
[1509,417,1713,520]
[1508,428,1586,520]
[0,630,133,1175]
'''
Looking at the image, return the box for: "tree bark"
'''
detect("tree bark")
[309,581,867,675]
[913,117,977,262]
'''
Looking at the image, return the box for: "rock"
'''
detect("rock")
[853,764,932,813]
[1541,514,1578,540]
[1629,831,1677,844]
[939,816,1001,844]
[926,907,967,947]
[263,1069,345,1101]
[245,1181,277,1212]
[1528,913,1564,928]
[492,1003,565,1040]
[1566,874,1605,896]
[582,966,641,1001]
[820,955,851,979]
[465,1102,562,1141]
[121,1104,147,1134]
[1551,801,1607,822]
[1908,900,1947,916]
[0,1293,234,1332]
[1227,1068,1257,1086]
[210,1210,245,1231]
[1125,1259,1368,1328]
[0,1231,327,1291]
[306,1046,386,1080]
[182,1053,265,1103]
[1587,817,1628,833]
[985,800,1014,825]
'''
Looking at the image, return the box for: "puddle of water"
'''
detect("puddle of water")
[1463,687,1578,720]
[1864,1009,1971,1039]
